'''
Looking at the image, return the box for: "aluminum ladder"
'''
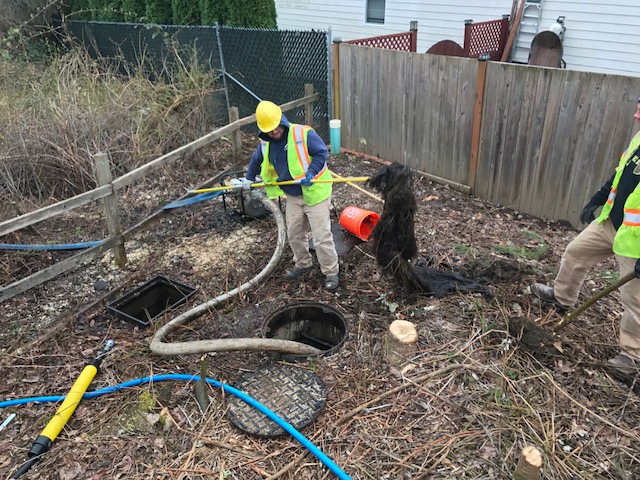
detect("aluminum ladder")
[511,0,543,63]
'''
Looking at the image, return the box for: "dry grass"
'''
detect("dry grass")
[0,45,221,212]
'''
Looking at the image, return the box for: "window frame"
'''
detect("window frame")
[365,0,386,25]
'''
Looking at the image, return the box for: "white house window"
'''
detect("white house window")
[366,0,385,24]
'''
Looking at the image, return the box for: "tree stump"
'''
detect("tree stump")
[514,445,542,479]
[384,320,418,365]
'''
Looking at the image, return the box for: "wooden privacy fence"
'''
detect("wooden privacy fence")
[340,46,477,189]
[338,43,640,226]
[0,88,320,302]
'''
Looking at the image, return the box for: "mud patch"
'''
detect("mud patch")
[459,256,536,284]
[506,317,563,364]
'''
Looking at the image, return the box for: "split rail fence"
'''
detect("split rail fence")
[0,88,320,302]
[336,43,640,226]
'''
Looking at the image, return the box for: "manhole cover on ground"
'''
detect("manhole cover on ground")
[227,364,326,438]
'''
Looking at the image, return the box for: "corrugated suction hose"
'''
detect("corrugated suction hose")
[149,197,322,357]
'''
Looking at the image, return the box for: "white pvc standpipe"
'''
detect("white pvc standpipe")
[329,119,341,155]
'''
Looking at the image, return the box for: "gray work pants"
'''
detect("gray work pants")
[553,218,640,360]
[284,195,339,277]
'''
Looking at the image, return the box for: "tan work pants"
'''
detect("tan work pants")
[285,195,339,277]
[554,219,640,360]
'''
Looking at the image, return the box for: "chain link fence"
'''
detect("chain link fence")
[54,21,330,139]
[219,26,330,138]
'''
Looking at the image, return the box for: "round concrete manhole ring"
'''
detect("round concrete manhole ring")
[261,301,349,362]
[226,364,326,438]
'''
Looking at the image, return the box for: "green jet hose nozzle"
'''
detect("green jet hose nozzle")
[11,340,114,479]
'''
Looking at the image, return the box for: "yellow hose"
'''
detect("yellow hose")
[190,176,370,194]
[12,341,113,478]
[40,365,98,441]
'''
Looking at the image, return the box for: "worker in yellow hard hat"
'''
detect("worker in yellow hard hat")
[239,100,340,291]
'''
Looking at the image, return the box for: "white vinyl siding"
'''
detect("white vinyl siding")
[275,0,640,77]
[276,0,513,51]
[541,0,640,76]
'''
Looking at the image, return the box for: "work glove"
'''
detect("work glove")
[636,258,640,278]
[300,171,315,187]
[579,200,600,224]
[230,177,253,191]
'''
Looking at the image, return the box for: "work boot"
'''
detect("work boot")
[607,353,640,376]
[325,274,339,292]
[285,265,313,279]
[530,283,570,311]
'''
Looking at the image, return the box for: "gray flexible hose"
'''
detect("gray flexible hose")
[149,197,322,356]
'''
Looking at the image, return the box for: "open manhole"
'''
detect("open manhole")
[261,302,348,361]
[107,275,197,328]
[227,364,326,437]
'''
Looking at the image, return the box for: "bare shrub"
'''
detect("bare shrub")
[0,43,221,209]
[0,0,56,34]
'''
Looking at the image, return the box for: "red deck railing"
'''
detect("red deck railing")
[344,29,417,53]
[463,17,510,60]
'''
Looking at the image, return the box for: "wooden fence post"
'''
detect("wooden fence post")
[304,84,314,126]
[468,55,489,192]
[409,21,418,52]
[332,38,342,119]
[93,152,126,267]
[229,106,242,163]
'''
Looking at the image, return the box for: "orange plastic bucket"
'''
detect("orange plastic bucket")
[339,206,380,241]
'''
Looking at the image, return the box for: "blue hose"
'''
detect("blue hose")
[1,374,351,480]
[0,241,104,251]
[2,191,224,252]
[162,191,224,209]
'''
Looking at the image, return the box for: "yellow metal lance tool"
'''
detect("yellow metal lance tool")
[11,340,115,479]
[189,176,371,194]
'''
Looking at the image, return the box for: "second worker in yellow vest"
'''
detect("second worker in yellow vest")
[531,99,640,373]
[243,101,340,291]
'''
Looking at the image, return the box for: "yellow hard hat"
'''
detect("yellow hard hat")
[255,101,282,133]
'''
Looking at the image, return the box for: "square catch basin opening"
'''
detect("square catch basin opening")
[107,275,197,328]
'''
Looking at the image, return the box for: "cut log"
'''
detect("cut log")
[384,320,418,365]
[514,445,543,479]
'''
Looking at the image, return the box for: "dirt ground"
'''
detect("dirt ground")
[0,140,638,480]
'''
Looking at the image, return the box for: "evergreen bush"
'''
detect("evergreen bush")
[68,0,92,20]
[171,0,199,25]
[122,0,146,22]
[63,0,276,27]
[145,0,172,24]
[225,0,276,28]
[199,0,227,26]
